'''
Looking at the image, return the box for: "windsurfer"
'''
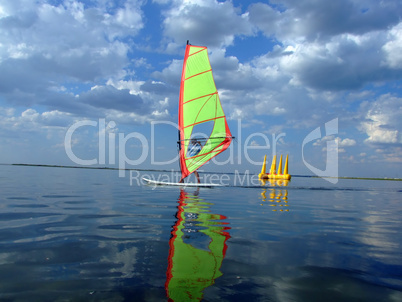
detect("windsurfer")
[180,139,201,183]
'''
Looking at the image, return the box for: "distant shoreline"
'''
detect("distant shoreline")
[3,163,401,181]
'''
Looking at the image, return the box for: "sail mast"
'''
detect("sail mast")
[178,43,191,179]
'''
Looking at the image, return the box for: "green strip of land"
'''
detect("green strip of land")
[6,163,402,181]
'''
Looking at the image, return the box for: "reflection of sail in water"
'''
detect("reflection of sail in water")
[166,189,230,301]
[260,179,289,211]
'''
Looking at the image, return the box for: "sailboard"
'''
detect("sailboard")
[144,41,233,187]
[142,177,222,188]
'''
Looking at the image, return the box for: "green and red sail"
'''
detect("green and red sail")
[178,43,233,181]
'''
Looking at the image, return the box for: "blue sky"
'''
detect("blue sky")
[0,0,401,178]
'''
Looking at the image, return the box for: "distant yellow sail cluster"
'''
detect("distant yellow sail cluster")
[258,154,291,180]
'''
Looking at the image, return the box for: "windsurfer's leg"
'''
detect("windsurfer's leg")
[194,171,200,183]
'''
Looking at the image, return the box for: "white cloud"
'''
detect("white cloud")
[0,5,6,18]
[382,22,402,69]
[107,79,145,95]
[272,107,286,115]
[21,108,39,121]
[336,137,356,147]
[314,136,356,152]
[151,59,182,86]
[0,0,142,97]
[249,0,402,43]
[229,108,245,119]
[162,0,255,50]
[0,107,75,137]
[360,94,402,144]
[248,2,402,92]
[275,31,391,91]
[364,128,398,144]
[313,135,335,146]
[0,0,162,125]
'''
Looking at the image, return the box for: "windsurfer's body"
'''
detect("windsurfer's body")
[188,139,201,157]
[180,139,201,183]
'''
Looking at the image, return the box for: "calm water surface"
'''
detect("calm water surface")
[0,165,401,301]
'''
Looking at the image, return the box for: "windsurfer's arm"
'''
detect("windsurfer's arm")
[177,130,182,150]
